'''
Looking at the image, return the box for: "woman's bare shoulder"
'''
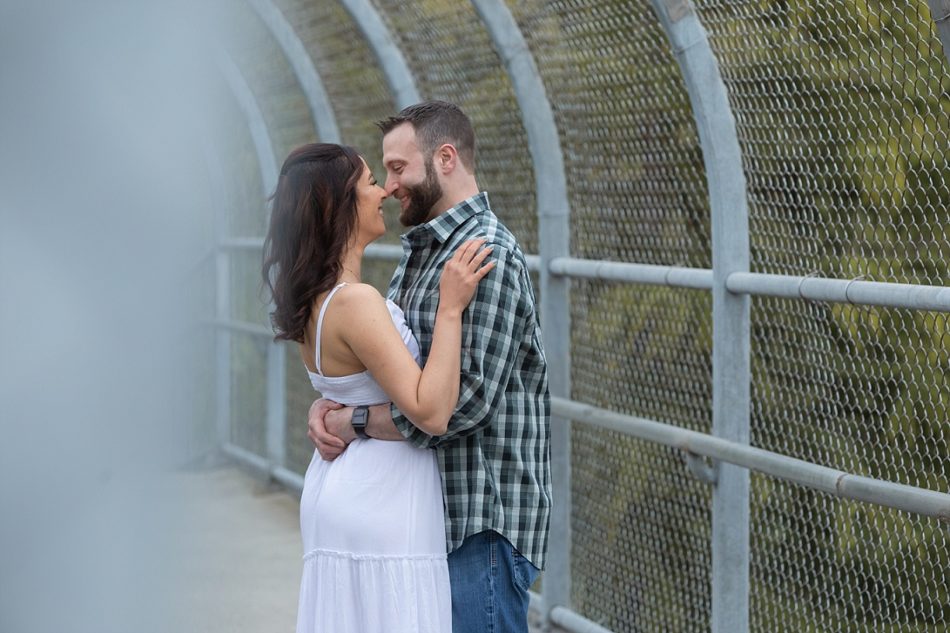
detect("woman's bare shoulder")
[333,283,386,310]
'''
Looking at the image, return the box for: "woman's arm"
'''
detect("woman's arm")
[333,240,493,436]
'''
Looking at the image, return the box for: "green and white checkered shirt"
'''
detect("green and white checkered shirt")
[388,192,552,570]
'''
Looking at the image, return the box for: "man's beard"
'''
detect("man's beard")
[399,160,443,227]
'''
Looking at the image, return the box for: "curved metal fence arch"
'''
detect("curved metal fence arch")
[648,3,751,631]
[337,0,420,108]
[244,0,341,143]
[210,4,950,632]
[214,48,279,192]
[466,0,573,625]
[214,47,288,476]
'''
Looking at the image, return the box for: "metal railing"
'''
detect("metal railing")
[209,1,950,631]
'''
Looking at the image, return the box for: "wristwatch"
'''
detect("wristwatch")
[351,405,370,439]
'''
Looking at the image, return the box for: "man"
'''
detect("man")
[309,100,551,633]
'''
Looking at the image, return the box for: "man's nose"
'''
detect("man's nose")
[384,177,399,195]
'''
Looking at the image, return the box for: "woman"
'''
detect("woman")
[262,143,492,633]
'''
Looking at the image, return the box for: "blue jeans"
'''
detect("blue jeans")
[448,530,540,633]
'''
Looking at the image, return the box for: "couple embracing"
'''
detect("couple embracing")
[262,100,552,633]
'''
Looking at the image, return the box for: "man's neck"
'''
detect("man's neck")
[430,184,480,219]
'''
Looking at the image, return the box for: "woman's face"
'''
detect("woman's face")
[353,158,388,244]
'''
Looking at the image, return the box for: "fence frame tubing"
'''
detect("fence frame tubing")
[649,2,752,630]
[727,272,950,312]
[468,0,574,623]
[216,45,287,479]
[244,0,341,142]
[553,397,950,521]
[928,0,950,66]
[212,5,950,631]
[337,0,420,108]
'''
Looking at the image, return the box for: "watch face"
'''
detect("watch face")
[352,407,369,439]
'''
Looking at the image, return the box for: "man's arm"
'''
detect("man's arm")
[392,249,528,448]
[308,399,405,461]
[307,398,347,460]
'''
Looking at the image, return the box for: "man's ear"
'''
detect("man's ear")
[435,143,458,174]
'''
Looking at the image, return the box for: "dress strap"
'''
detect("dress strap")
[314,282,348,376]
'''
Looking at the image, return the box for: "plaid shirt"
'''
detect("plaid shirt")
[387,192,552,570]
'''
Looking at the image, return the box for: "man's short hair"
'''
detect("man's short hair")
[377,100,476,172]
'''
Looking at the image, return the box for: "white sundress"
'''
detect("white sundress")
[296,283,451,633]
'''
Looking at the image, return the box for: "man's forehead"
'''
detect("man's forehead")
[382,124,419,161]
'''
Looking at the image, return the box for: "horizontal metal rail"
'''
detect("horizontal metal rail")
[211,244,950,313]
[549,257,713,289]
[219,237,264,250]
[552,397,950,521]
[218,238,540,271]
[209,319,273,337]
[218,237,403,260]
[527,590,614,633]
[222,442,305,492]
[727,272,950,313]
[550,606,616,633]
[365,243,404,260]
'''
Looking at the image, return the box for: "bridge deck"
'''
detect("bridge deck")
[172,466,545,632]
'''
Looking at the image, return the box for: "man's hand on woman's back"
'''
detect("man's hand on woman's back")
[308,398,352,460]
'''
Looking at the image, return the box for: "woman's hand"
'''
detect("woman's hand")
[438,239,495,315]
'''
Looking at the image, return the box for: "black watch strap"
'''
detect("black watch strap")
[351,405,370,439]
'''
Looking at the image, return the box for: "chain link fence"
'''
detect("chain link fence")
[209,0,950,630]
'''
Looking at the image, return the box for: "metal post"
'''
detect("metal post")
[215,250,232,448]
[468,0,572,625]
[216,48,282,466]
[927,0,950,67]
[201,138,233,450]
[266,342,287,469]
[337,0,421,109]
[244,0,341,142]
[650,1,751,630]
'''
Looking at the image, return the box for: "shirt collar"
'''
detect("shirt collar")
[402,192,490,247]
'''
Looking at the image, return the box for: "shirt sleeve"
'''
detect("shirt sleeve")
[391,248,529,448]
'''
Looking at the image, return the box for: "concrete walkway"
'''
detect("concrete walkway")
[170,465,547,632]
[172,466,301,633]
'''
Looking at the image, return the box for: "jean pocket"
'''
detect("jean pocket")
[511,549,539,592]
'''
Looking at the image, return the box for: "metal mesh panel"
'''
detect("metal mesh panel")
[750,475,950,631]
[209,2,950,630]
[230,333,268,455]
[222,0,316,161]
[570,281,713,630]
[284,340,314,474]
[504,0,714,627]
[573,425,712,632]
[746,299,950,631]
[230,250,270,326]
[272,0,401,242]
[695,0,950,284]
[370,0,539,253]
[694,2,950,630]
[508,0,711,267]
[273,0,393,149]
[210,71,268,238]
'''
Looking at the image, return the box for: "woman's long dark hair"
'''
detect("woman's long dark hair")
[262,143,364,343]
